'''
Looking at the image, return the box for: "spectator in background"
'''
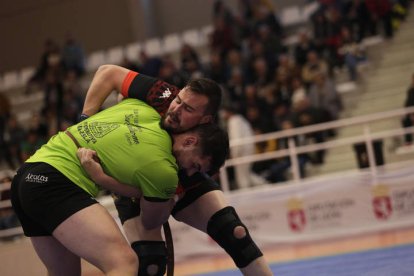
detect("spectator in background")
[28,39,61,88]
[62,32,86,77]
[180,43,202,77]
[204,50,230,85]
[221,105,267,189]
[365,0,394,38]
[401,73,414,145]
[0,175,20,232]
[302,50,329,89]
[3,115,26,169]
[210,16,237,57]
[137,50,162,77]
[263,119,309,183]
[337,26,367,81]
[291,96,328,164]
[158,56,187,88]
[343,0,371,42]
[308,72,343,122]
[20,129,46,162]
[294,31,318,68]
[0,94,11,168]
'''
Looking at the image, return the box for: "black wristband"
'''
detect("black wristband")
[78,113,89,122]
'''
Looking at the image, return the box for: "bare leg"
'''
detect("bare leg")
[31,236,81,276]
[174,190,273,276]
[35,203,138,276]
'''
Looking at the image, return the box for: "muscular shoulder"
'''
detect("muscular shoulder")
[122,72,180,115]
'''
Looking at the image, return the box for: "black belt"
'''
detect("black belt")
[65,130,82,148]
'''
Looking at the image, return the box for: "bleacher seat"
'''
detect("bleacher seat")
[125,41,142,62]
[279,6,304,27]
[2,71,19,90]
[162,33,183,54]
[199,25,213,45]
[182,29,203,47]
[86,50,107,72]
[143,38,163,57]
[106,46,124,65]
[19,67,35,86]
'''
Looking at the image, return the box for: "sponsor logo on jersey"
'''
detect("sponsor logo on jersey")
[25,173,48,184]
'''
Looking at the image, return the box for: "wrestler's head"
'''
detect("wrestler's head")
[162,78,222,133]
[172,123,229,176]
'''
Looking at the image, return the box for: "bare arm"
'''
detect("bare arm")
[76,147,141,198]
[82,64,130,116]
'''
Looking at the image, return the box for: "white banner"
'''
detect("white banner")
[170,164,414,261]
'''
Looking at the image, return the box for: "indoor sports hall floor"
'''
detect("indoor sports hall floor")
[173,227,414,276]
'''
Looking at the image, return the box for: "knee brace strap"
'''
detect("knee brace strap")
[131,241,167,276]
[207,206,263,268]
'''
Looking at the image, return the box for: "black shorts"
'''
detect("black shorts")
[11,162,98,237]
[114,175,221,224]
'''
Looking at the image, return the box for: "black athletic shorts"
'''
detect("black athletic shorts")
[11,162,98,237]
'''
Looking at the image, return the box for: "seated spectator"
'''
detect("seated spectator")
[137,50,163,77]
[302,50,329,89]
[20,129,46,162]
[221,105,268,189]
[337,26,367,81]
[0,175,21,232]
[3,115,26,169]
[28,39,61,88]
[62,32,86,77]
[294,31,318,67]
[308,72,343,121]
[291,97,328,164]
[0,94,11,168]
[401,73,414,145]
[262,119,309,183]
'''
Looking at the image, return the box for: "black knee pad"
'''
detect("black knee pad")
[113,194,140,224]
[207,206,263,268]
[131,241,167,276]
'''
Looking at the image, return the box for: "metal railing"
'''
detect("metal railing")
[219,106,414,192]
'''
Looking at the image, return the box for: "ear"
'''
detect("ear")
[183,135,198,147]
[200,114,213,124]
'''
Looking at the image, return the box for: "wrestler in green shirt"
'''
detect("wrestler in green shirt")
[27,98,178,199]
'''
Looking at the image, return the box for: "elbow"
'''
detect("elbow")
[96,64,116,76]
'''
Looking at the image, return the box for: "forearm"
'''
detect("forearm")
[82,64,129,116]
[93,171,141,198]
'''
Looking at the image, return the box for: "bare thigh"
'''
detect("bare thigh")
[52,203,136,273]
[31,236,81,276]
[174,190,228,232]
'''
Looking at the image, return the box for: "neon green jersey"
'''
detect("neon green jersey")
[27,99,178,199]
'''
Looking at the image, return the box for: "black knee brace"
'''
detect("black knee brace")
[131,241,167,276]
[207,206,263,268]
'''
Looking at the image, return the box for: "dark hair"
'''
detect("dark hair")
[185,78,222,118]
[190,123,229,174]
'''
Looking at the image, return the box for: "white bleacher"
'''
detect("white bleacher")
[162,33,183,54]
[182,29,203,47]
[106,46,124,65]
[124,41,142,62]
[143,38,164,57]
[2,71,19,90]
[86,50,107,72]
[19,67,35,86]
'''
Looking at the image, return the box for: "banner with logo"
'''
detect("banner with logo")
[168,164,414,261]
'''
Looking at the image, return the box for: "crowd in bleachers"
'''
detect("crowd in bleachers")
[0,0,412,189]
